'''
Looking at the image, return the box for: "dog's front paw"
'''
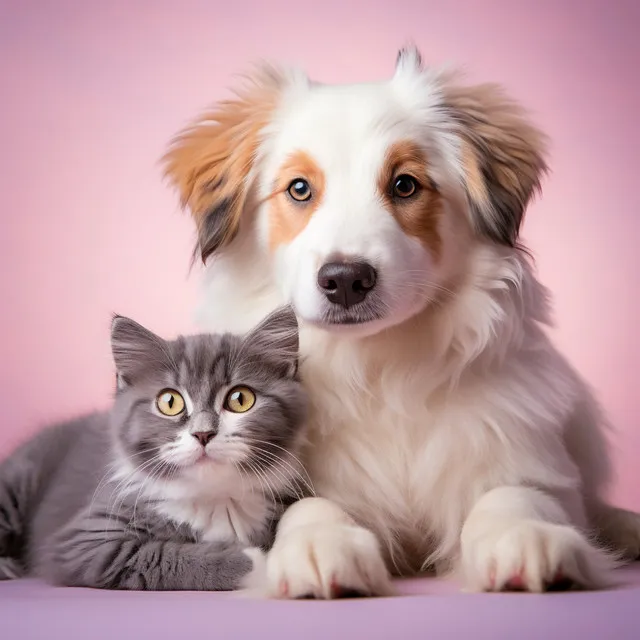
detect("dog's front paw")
[461,520,615,592]
[242,523,393,599]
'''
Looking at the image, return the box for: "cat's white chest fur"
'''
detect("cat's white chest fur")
[155,492,270,544]
[120,462,272,545]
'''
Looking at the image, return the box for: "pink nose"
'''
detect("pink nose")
[192,431,215,447]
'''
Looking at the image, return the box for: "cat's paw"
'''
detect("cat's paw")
[0,557,24,580]
[461,520,615,592]
[241,523,393,599]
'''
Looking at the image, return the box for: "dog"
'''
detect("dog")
[162,46,640,597]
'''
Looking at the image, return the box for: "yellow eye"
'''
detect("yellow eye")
[224,386,256,413]
[287,179,312,202]
[156,389,185,416]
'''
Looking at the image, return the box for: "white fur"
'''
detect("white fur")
[111,457,275,545]
[241,498,393,598]
[459,486,614,592]
[190,52,639,596]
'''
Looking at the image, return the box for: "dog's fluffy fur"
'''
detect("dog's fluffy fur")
[163,47,640,596]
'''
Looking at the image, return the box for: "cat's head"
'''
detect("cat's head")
[109,306,307,494]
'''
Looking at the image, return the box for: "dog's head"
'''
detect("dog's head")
[163,47,547,336]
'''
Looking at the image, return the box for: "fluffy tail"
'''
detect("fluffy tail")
[590,500,640,562]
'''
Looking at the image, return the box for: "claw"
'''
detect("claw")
[488,561,497,590]
[505,568,526,591]
[329,575,368,599]
[545,569,575,592]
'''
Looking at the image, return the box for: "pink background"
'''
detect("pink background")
[0,1,638,510]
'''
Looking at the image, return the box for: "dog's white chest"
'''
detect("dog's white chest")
[304,393,437,537]
[299,355,496,572]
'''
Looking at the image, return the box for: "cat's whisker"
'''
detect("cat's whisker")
[244,459,278,508]
[105,453,166,538]
[110,454,164,505]
[250,451,301,500]
[88,461,121,518]
[231,461,250,500]
[242,438,316,496]
[248,448,310,500]
[247,444,309,483]
[129,459,169,534]
[241,437,314,493]
[88,447,161,518]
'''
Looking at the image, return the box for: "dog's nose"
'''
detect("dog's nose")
[317,261,377,308]
[192,431,215,447]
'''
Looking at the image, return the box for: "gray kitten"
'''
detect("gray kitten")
[0,306,309,590]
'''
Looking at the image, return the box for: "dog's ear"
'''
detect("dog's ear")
[162,66,285,263]
[442,77,549,247]
[394,44,423,76]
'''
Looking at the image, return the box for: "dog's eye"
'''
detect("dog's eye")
[156,389,185,416]
[393,175,418,198]
[287,179,312,202]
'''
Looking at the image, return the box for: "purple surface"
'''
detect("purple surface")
[2,566,640,640]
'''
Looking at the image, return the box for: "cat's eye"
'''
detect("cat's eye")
[156,389,185,416]
[224,386,256,413]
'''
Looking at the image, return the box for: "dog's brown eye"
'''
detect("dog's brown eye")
[288,179,312,202]
[393,175,417,198]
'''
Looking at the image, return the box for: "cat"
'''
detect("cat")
[0,305,309,590]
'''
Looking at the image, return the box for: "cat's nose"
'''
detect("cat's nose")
[192,431,215,447]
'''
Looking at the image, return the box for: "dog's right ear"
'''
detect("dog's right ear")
[162,66,286,264]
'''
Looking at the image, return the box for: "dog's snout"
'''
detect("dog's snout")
[317,261,377,308]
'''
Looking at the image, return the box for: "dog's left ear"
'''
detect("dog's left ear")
[394,47,548,247]
[162,66,286,264]
[442,78,549,247]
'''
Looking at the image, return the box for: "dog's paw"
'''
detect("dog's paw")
[461,520,615,592]
[241,523,393,599]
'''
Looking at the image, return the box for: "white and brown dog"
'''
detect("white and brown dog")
[163,47,640,597]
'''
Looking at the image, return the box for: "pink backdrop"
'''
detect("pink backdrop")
[0,0,638,510]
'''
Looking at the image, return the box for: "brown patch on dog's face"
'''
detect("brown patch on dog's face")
[162,66,285,262]
[378,141,442,259]
[268,151,325,250]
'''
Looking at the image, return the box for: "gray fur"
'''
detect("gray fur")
[0,306,308,590]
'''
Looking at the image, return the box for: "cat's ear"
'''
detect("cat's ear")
[243,306,300,377]
[110,315,172,386]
